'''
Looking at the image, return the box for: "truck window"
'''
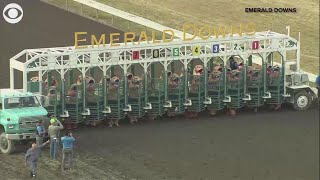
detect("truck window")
[4,97,41,109]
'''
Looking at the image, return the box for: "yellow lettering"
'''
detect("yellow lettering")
[230,24,242,37]
[199,25,211,40]
[110,33,120,46]
[152,31,161,43]
[183,24,197,41]
[162,30,174,43]
[211,25,227,38]
[246,22,256,35]
[124,32,136,45]
[91,34,106,47]
[75,32,88,49]
[138,31,149,44]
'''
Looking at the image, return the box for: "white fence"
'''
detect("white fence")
[72,0,317,83]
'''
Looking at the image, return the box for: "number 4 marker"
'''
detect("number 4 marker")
[193,46,200,55]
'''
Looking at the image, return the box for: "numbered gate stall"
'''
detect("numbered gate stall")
[167,73,186,116]
[246,57,265,109]
[127,75,146,121]
[186,70,206,114]
[226,68,245,110]
[106,79,125,123]
[266,65,285,107]
[27,78,62,117]
[207,68,225,112]
[85,80,105,125]
[65,83,84,125]
[147,76,166,119]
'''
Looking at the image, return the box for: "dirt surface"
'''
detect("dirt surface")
[0,105,319,180]
[0,1,319,180]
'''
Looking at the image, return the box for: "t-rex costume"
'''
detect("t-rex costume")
[207,67,223,116]
[167,72,183,118]
[185,65,204,118]
[127,75,143,124]
[107,76,121,127]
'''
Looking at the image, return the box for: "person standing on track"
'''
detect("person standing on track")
[48,117,64,160]
[25,140,50,178]
[316,75,320,103]
[35,120,46,146]
[61,131,76,170]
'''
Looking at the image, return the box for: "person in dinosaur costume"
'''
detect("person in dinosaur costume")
[226,56,245,116]
[45,76,58,88]
[127,74,143,124]
[167,72,183,118]
[107,75,121,127]
[30,76,39,82]
[207,64,223,116]
[185,64,204,118]
[267,65,282,110]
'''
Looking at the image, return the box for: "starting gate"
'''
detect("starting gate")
[10,28,317,126]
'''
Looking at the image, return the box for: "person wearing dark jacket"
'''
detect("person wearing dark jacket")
[25,140,50,178]
[35,120,46,146]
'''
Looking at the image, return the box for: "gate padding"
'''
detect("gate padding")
[127,76,145,118]
[106,79,125,121]
[167,74,185,114]
[147,78,166,117]
[187,75,206,112]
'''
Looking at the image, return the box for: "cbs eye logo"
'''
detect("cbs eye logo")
[2,3,23,24]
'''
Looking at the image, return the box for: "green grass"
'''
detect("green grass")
[43,0,319,74]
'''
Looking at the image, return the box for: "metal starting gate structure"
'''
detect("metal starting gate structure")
[9,29,317,127]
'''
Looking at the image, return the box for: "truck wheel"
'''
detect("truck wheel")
[0,132,15,154]
[293,90,312,111]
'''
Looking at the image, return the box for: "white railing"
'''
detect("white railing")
[70,0,318,83]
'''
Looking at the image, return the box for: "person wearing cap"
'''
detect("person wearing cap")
[48,117,64,160]
[61,131,76,170]
[25,140,50,178]
[35,120,46,146]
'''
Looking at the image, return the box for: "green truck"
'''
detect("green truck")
[0,89,48,154]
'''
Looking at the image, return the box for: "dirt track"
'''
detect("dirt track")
[0,1,319,180]
[0,106,319,180]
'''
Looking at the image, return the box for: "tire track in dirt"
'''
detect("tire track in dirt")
[0,149,126,180]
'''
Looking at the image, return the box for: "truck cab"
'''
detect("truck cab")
[0,89,48,154]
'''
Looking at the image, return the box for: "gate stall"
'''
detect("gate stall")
[146,63,166,120]
[246,55,265,110]
[206,57,225,115]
